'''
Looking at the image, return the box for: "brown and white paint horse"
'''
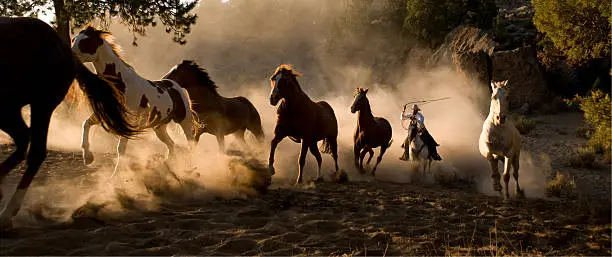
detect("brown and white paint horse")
[71,26,196,178]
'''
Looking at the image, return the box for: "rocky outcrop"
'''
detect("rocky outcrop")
[431,26,550,109]
[491,46,550,109]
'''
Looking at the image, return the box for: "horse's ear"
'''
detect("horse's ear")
[501,80,509,88]
[364,88,369,94]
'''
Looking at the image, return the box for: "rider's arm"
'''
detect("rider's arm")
[400,112,411,120]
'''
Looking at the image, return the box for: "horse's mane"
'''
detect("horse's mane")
[271,64,302,80]
[83,25,135,70]
[180,60,219,96]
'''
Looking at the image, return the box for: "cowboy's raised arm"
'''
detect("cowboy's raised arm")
[400,111,411,120]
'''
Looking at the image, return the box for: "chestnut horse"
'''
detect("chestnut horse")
[268,65,340,184]
[350,88,392,176]
[163,60,264,152]
[0,17,138,227]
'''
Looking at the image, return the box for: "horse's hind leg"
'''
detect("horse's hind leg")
[81,114,99,165]
[329,137,339,173]
[0,105,53,225]
[309,142,323,182]
[512,157,524,198]
[371,146,388,176]
[488,158,502,195]
[234,128,247,148]
[216,134,226,153]
[154,124,177,159]
[0,109,29,184]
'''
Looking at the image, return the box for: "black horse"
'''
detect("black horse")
[0,17,139,227]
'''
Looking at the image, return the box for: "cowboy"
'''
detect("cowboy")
[399,104,442,161]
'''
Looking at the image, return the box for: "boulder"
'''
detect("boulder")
[491,46,550,108]
[431,26,550,109]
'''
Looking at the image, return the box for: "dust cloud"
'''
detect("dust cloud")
[1,0,552,224]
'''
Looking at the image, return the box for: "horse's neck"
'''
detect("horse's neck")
[191,88,223,113]
[357,106,375,128]
[285,83,313,110]
[92,43,143,85]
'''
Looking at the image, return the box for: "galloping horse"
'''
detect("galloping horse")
[163,60,264,152]
[268,64,340,184]
[350,88,392,176]
[0,17,139,226]
[407,119,433,173]
[479,80,523,200]
[71,25,196,177]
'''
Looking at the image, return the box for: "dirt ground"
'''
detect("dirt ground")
[0,112,610,256]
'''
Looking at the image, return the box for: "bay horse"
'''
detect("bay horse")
[268,64,340,185]
[0,17,139,226]
[163,60,264,152]
[478,80,523,200]
[407,119,433,173]
[350,88,392,176]
[71,25,196,177]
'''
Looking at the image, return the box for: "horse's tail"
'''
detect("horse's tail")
[319,138,333,155]
[239,97,265,142]
[74,55,140,138]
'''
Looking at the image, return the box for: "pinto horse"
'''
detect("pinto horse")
[71,25,196,177]
[407,119,432,173]
[268,65,340,185]
[350,88,392,176]
[163,60,264,152]
[0,17,139,226]
[479,80,523,200]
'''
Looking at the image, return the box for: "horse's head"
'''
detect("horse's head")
[408,119,419,142]
[71,25,108,62]
[350,88,369,114]
[164,60,213,91]
[269,64,300,106]
[490,80,510,125]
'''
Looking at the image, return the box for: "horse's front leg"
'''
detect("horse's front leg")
[216,134,226,153]
[268,132,285,176]
[296,140,309,185]
[81,114,100,165]
[503,157,511,200]
[512,156,524,198]
[488,157,502,196]
[359,145,371,173]
[353,143,363,174]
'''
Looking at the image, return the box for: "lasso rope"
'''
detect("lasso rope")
[400,97,451,130]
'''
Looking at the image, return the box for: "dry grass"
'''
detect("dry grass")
[545,172,577,199]
[514,115,537,135]
[568,147,599,169]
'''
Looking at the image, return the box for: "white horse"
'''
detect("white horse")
[71,25,196,178]
[479,80,523,200]
[407,120,432,173]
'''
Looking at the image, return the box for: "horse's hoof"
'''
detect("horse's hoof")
[268,165,275,176]
[82,150,94,166]
[516,189,525,198]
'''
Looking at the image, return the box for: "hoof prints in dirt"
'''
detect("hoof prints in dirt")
[1,181,610,256]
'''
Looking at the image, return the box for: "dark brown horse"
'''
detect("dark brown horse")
[268,64,340,185]
[0,17,138,226]
[350,88,393,176]
[163,60,264,152]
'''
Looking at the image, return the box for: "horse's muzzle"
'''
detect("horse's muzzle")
[270,96,280,106]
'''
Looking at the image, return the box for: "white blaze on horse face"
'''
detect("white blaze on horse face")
[71,33,96,62]
[490,84,509,125]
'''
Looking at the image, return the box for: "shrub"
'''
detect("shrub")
[546,172,577,199]
[403,0,497,47]
[532,0,611,65]
[568,147,598,168]
[514,115,537,135]
[572,90,612,155]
